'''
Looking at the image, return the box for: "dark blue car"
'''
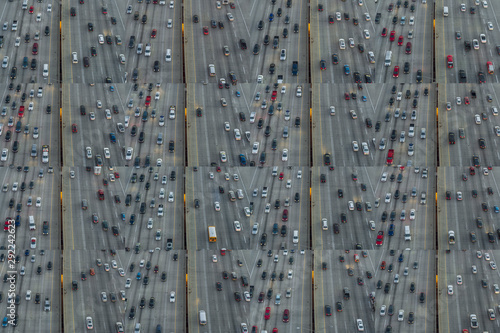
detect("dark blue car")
[388,224,395,236]
[110,132,116,143]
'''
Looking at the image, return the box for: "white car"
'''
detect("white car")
[457,275,462,284]
[349,38,355,48]
[96,100,102,108]
[101,292,107,302]
[220,151,227,163]
[36,197,41,207]
[125,278,131,288]
[397,92,402,101]
[234,221,241,231]
[26,290,31,301]
[86,317,93,330]
[234,129,241,140]
[356,319,364,331]
[147,218,153,229]
[473,39,479,49]
[265,204,271,213]
[15,37,20,46]
[28,102,34,111]
[339,38,345,49]
[47,4,52,11]
[480,34,487,43]
[281,86,286,94]
[409,16,414,25]
[381,172,388,182]
[472,265,477,274]
[0,148,7,161]
[36,13,42,22]
[409,209,415,220]
[483,0,488,8]
[118,268,125,277]
[475,114,481,124]
[488,22,493,31]
[485,253,491,261]
[169,0,174,8]
[282,148,288,161]
[98,34,104,45]
[348,201,354,211]
[287,270,293,279]
[155,92,160,100]
[252,223,259,234]
[168,192,174,202]
[490,262,497,270]
[158,205,164,216]
[159,188,165,199]
[103,148,110,159]
[286,179,291,188]
[297,170,302,178]
[86,147,94,160]
[380,305,386,316]
[284,109,291,120]
[385,193,392,203]
[125,147,133,160]
[296,85,302,97]
[2,56,8,68]
[214,202,220,211]
[252,142,259,154]
[224,122,230,131]
[12,182,18,191]
[364,13,370,21]
[170,291,175,303]
[330,106,335,116]
[169,106,176,119]
[167,19,173,28]
[494,284,500,294]
[363,30,370,39]
[350,110,357,119]
[398,310,404,321]
[30,237,36,249]
[227,13,234,21]
[460,3,466,11]
[447,285,453,295]
[212,254,217,262]
[456,97,461,105]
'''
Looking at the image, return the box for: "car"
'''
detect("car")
[356,319,364,331]
[393,66,399,77]
[390,30,396,41]
[491,262,497,270]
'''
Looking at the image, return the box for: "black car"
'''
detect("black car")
[239,39,247,49]
[459,70,467,83]
[252,44,260,55]
[88,22,93,31]
[478,71,486,84]
[324,153,331,165]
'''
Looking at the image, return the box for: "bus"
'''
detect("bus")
[208,226,217,242]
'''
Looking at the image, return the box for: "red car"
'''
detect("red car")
[220,248,226,256]
[282,209,288,221]
[283,309,290,323]
[273,329,278,333]
[271,90,277,101]
[389,31,396,41]
[380,261,386,270]
[398,36,404,46]
[381,28,387,37]
[405,42,412,54]
[18,106,24,118]
[447,55,454,68]
[114,172,120,179]
[32,43,38,55]
[265,307,271,320]
[151,29,157,38]
[464,96,470,105]
[98,189,105,200]
[376,231,384,246]
[145,96,151,107]
[230,2,235,9]
[203,26,209,35]
[71,124,78,133]
[393,66,399,78]
[344,92,350,100]
[29,6,34,13]
[279,172,284,180]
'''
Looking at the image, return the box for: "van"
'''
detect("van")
[22,0,28,9]
[29,216,36,230]
[228,191,236,202]
[293,230,299,243]
[443,6,448,17]
[199,310,207,325]
[165,49,172,62]
[208,64,215,76]
[43,64,48,77]
[385,51,392,67]
[72,52,78,64]
[236,189,244,200]
[404,226,411,241]
[420,128,426,139]
[81,199,88,210]
[420,192,426,204]
[157,133,163,145]
[272,166,278,176]
[31,144,37,157]
[137,44,143,55]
